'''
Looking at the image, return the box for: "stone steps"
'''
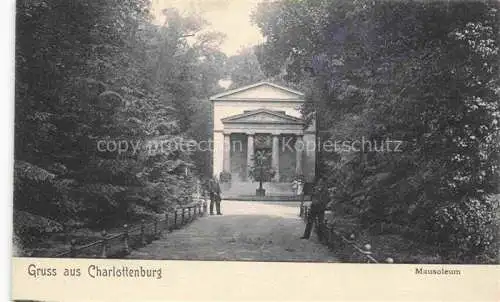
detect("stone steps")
[222,195,311,201]
[222,181,298,197]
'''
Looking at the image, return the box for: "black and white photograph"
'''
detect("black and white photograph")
[12,0,499,268]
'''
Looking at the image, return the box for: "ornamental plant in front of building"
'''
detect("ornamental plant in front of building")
[248,150,276,196]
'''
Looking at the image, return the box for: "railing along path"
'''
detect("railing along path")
[300,203,394,264]
[55,201,208,258]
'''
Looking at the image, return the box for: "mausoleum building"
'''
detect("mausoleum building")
[210,82,316,197]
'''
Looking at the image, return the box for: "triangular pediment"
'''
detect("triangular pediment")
[222,109,304,125]
[210,82,303,101]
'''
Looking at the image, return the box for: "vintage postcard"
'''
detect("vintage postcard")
[10,0,499,301]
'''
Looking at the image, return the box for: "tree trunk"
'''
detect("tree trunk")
[259,167,263,190]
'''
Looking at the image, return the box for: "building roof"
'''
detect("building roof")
[209,81,304,101]
[221,108,304,125]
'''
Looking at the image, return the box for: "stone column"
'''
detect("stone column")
[272,134,280,182]
[246,133,254,180]
[223,133,231,173]
[295,134,303,176]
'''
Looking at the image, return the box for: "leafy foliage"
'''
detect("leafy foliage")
[431,196,497,257]
[225,47,266,88]
[254,0,500,261]
[14,211,63,244]
[15,1,225,252]
[248,150,276,190]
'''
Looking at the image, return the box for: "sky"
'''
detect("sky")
[151,0,265,56]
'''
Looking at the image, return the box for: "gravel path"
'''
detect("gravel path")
[127,200,337,262]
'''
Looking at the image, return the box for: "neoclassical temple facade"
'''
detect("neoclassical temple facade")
[210,82,316,196]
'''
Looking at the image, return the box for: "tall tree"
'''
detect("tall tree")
[225,46,266,88]
[14,0,225,252]
[254,0,500,260]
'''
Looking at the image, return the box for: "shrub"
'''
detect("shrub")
[14,210,63,246]
[292,174,305,183]
[430,196,498,257]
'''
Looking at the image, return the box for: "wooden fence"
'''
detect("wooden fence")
[54,201,208,258]
[300,203,394,263]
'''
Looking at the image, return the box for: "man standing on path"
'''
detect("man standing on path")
[301,179,329,240]
[208,175,222,215]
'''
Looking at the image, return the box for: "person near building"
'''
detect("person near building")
[301,178,329,240]
[208,175,222,215]
[292,175,305,198]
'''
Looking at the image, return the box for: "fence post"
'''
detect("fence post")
[362,244,373,263]
[140,219,146,246]
[325,224,331,247]
[194,206,197,218]
[174,210,178,227]
[188,207,192,222]
[203,201,207,216]
[101,230,108,258]
[154,218,161,239]
[123,224,130,255]
[165,212,169,231]
[64,226,70,245]
[343,233,355,253]
[70,239,77,258]
[181,208,185,225]
[321,218,328,243]
[329,225,335,249]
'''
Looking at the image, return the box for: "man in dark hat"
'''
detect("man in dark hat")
[208,175,222,215]
[301,178,329,240]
